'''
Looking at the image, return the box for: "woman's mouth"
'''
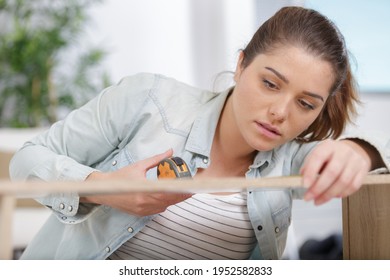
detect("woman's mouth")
[256,122,282,139]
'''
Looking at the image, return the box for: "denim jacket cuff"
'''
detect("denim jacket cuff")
[36,165,98,222]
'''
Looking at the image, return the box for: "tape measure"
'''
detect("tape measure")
[157,157,192,179]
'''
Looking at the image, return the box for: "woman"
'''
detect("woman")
[10,6,389,260]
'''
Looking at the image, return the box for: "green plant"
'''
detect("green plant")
[0,0,110,127]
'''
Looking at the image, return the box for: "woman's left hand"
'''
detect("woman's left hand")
[300,139,372,205]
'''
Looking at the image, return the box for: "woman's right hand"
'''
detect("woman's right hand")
[82,149,193,216]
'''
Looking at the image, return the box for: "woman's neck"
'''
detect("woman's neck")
[215,93,256,161]
[198,94,256,178]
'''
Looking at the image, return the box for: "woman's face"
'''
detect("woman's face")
[231,45,335,151]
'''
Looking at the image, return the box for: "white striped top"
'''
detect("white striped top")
[107,192,257,260]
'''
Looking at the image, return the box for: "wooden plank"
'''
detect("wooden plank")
[342,196,350,260]
[0,174,388,260]
[0,195,15,260]
[1,174,390,196]
[1,176,301,196]
[343,183,390,259]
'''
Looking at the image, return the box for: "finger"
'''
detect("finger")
[314,149,369,202]
[166,192,194,204]
[303,155,346,201]
[155,192,193,204]
[301,142,333,189]
[140,149,174,170]
[337,167,366,198]
[308,153,366,204]
[312,170,353,205]
[141,192,193,214]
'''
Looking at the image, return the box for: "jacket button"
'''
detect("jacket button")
[68,205,73,212]
[275,227,280,233]
[112,160,117,166]
[105,247,110,253]
[257,225,263,231]
[202,158,209,164]
[59,203,65,210]
[127,227,134,233]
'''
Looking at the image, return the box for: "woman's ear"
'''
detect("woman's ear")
[234,51,245,82]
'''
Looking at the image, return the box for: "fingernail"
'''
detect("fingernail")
[314,199,324,206]
[304,192,314,201]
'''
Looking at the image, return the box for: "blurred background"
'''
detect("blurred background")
[1,0,389,259]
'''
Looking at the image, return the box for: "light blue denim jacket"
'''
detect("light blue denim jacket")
[10,73,390,260]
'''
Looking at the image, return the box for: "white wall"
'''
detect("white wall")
[86,0,194,86]
[352,93,390,134]
[86,0,258,90]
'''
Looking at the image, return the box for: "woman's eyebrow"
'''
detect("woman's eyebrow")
[265,67,289,83]
[265,66,325,102]
[303,91,324,102]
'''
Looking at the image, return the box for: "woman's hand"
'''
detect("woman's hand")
[82,149,193,216]
[300,139,375,205]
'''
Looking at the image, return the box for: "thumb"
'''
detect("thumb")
[140,149,174,171]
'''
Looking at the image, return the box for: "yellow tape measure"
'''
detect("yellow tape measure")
[157,157,192,179]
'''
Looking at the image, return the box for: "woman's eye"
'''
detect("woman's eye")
[299,99,315,110]
[263,79,278,90]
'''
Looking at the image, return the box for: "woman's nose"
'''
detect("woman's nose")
[269,99,290,122]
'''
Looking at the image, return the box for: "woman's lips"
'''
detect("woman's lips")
[256,122,282,139]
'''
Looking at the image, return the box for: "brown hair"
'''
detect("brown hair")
[241,6,359,142]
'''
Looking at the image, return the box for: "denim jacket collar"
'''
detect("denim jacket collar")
[185,88,231,158]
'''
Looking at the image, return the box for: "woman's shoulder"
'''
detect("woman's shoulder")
[119,72,218,102]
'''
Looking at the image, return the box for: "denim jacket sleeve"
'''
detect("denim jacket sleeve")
[9,73,158,221]
[339,130,390,172]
